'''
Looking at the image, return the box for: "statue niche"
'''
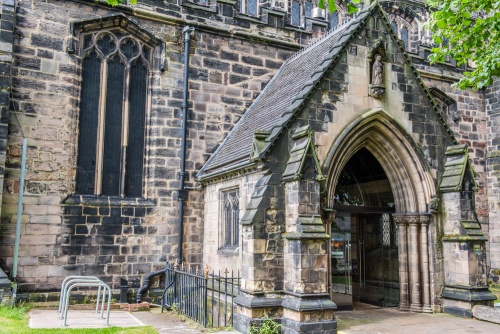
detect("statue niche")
[370,53,386,99]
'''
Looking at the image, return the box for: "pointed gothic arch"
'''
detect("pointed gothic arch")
[324,109,435,213]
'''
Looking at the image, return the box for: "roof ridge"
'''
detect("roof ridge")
[287,14,361,62]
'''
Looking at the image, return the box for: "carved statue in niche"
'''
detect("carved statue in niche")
[370,53,386,98]
[372,54,384,85]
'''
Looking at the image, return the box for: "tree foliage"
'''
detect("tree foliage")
[427,0,500,90]
[106,0,134,6]
[104,1,498,90]
[318,0,361,15]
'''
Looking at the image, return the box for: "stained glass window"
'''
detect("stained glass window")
[221,190,240,248]
[291,1,301,26]
[76,31,149,197]
[330,12,339,29]
[391,21,398,35]
[305,1,312,17]
[247,0,257,16]
[382,214,391,247]
[401,27,408,49]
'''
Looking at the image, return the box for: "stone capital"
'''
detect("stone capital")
[392,213,431,225]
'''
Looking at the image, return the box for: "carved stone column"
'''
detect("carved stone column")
[393,213,431,313]
[419,215,432,313]
[408,216,421,311]
[393,214,409,311]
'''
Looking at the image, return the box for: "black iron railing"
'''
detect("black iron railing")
[162,262,240,328]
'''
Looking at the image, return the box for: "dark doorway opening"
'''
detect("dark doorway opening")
[330,148,399,310]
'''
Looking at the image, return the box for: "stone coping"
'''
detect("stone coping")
[472,305,500,325]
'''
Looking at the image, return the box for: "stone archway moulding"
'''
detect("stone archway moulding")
[323,108,435,213]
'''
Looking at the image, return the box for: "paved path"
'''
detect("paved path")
[29,304,500,333]
[336,304,500,334]
[29,309,145,329]
[132,308,204,333]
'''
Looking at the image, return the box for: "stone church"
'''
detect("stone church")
[0,0,499,333]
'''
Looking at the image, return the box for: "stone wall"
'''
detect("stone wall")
[486,78,500,270]
[0,0,294,291]
[0,0,15,271]
[0,0,494,299]
[202,171,262,274]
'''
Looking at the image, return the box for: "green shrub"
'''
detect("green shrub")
[249,317,281,334]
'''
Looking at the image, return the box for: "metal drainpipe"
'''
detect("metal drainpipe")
[12,138,27,303]
[177,26,195,265]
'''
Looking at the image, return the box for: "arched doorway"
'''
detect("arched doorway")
[323,110,437,312]
[331,148,399,309]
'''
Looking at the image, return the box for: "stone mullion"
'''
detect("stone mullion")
[393,214,409,311]
[95,60,108,195]
[419,215,432,312]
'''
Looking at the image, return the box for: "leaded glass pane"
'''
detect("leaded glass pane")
[101,56,125,196]
[120,38,139,61]
[126,60,147,198]
[392,217,398,247]
[330,12,339,29]
[143,45,151,63]
[382,213,391,247]
[247,0,257,16]
[291,1,300,26]
[305,2,312,17]
[222,190,239,247]
[96,33,116,57]
[391,21,398,35]
[76,51,101,194]
[83,34,93,50]
[401,27,408,49]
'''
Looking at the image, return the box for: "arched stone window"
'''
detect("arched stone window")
[71,15,164,197]
[429,88,459,124]
[220,189,240,249]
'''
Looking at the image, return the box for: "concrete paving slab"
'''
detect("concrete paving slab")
[336,304,500,334]
[29,309,146,328]
[132,308,202,333]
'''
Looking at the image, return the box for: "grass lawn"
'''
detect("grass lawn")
[0,305,157,334]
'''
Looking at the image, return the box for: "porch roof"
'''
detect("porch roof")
[197,4,375,180]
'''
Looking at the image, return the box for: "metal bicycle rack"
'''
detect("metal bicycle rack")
[58,276,100,314]
[58,276,112,327]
